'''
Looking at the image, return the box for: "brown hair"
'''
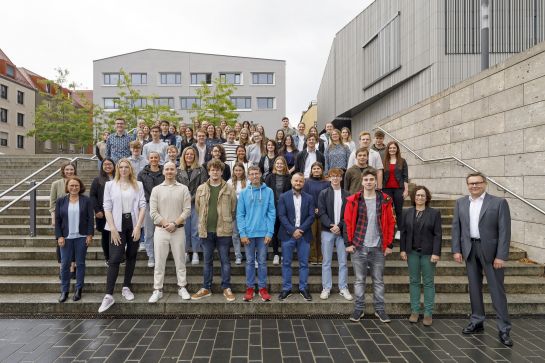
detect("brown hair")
[411,185,432,207]
[207,159,225,172]
[374,130,385,138]
[130,140,142,150]
[310,161,325,180]
[355,147,369,156]
[327,167,344,177]
[231,162,248,189]
[59,162,77,178]
[272,156,289,175]
[64,176,85,194]
[361,167,377,179]
[384,141,404,170]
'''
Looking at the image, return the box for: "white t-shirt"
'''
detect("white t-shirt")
[304,149,317,178]
[347,148,383,170]
[333,189,342,225]
[293,193,302,228]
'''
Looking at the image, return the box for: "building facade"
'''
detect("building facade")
[300,101,317,130]
[0,50,36,155]
[317,0,545,136]
[93,49,286,137]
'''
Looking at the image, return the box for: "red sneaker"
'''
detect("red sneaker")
[259,288,271,301]
[243,287,255,302]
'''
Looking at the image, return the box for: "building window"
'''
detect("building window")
[44,139,52,150]
[103,73,120,85]
[6,65,15,78]
[45,83,51,94]
[160,73,181,85]
[252,73,274,85]
[103,98,120,109]
[17,135,24,149]
[231,97,251,110]
[0,85,7,99]
[0,108,7,123]
[0,132,7,147]
[17,91,24,104]
[257,97,275,110]
[130,98,148,108]
[180,97,202,110]
[191,73,212,85]
[220,73,242,85]
[131,73,147,85]
[154,97,175,108]
[17,113,24,127]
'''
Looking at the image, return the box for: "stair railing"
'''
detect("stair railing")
[0,155,98,236]
[376,126,545,216]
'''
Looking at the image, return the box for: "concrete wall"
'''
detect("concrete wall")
[378,41,545,263]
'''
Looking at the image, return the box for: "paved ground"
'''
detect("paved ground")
[0,317,544,362]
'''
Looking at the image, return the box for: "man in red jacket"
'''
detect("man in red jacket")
[344,168,395,323]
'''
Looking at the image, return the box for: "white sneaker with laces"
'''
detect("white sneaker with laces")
[320,289,330,300]
[98,294,115,313]
[255,260,258,269]
[340,288,354,301]
[138,244,145,252]
[235,257,242,265]
[122,287,135,301]
[192,253,199,265]
[178,287,191,300]
[147,259,155,268]
[148,290,163,303]
[273,255,280,265]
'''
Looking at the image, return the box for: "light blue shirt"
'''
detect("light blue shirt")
[67,201,85,239]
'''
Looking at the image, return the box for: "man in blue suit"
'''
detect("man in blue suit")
[277,173,316,301]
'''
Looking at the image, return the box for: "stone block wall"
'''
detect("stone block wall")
[378,41,545,263]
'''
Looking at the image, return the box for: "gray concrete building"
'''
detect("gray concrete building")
[317,0,545,135]
[93,49,286,137]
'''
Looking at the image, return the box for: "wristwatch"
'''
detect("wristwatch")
[176,223,184,228]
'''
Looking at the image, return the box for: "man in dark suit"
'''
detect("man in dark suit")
[277,173,316,301]
[294,135,325,178]
[452,172,512,346]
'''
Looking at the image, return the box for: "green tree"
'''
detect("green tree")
[191,77,238,126]
[27,68,94,151]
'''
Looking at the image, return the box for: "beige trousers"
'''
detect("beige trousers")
[153,227,187,290]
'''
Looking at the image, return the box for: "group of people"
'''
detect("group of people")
[53,116,513,347]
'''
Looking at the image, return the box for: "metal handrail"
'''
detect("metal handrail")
[376,126,545,216]
[0,155,97,214]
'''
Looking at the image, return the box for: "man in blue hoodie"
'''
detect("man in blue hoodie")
[237,165,276,302]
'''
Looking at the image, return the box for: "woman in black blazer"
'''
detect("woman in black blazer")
[400,185,442,326]
[90,158,115,264]
[55,177,94,303]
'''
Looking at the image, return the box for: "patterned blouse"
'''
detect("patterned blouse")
[324,143,351,172]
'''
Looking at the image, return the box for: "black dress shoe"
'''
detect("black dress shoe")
[499,332,513,347]
[278,290,292,301]
[58,292,69,303]
[73,288,82,301]
[462,322,484,334]
[300,289,312,301]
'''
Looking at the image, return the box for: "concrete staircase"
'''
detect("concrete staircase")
[0,155,544,316]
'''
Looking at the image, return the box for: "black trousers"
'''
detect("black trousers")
[383,188,404,231]
[272,219,281,256]
[106,215,138,295]
[101,230,111,262]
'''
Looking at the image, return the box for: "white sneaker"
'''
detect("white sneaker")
[320,289,330,300]
[122,287,135,301]
[273,255,280,265]
[192,253,199,265]
[185,253,190,263]
[235,257,242,265]
[255,260,258,269]
[98,294,115,313]
[340,288,354,301]
[147,259,155,268]
[178,287,191,300]
[148,290,163,303]
[395,231,400,240]
[138,244,145,252]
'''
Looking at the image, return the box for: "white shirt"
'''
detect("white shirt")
[469,192,486,238]
[293,192,302,227]
[195,144,207,166]
[304,148,317,178]
[297,133,306,151]
[347,148,384,170]
[333,189,342,225]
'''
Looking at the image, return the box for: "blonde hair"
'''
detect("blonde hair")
[272,156,289,175]
[341,127,352,142]
[180,146,200,170]
[114,158,138,189]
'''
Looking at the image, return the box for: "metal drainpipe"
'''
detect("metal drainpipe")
[28,180,37,237]
[481,0,490,70]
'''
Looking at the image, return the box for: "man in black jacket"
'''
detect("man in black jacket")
[294,135,325,178]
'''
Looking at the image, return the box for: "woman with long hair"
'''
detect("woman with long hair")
[400,186,442,326]
[280,134,299,174]
[183,127,196,150]
[98,159,146,313]
[203,144,231,181]
[324,128,350,173]
[169,125,183,153]
[302,161,330,264]
[142,125,151,143]
[238,128,250,148]
[215,126,226,142]
[167,145,179,167]
[341,127,356,153]
[177,146,208,265]
[55,177,94,303]
[90,158,116,264]
[259,139,278,180]
[275,129,285,151]
[383,141,409,233]
[256,124,265,136]
[264,156,292,265]
[234,122,242,139]
[136,129,149,146]
[249,124,256,133]
[242,120,251,130]
[228,145,250,173]
[228,162,249,265]
[206,124,222,147]
[246,131,266,167]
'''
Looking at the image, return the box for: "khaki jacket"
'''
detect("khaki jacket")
[195,179,237,238]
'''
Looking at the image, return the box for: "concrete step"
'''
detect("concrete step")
[1,274,543,294]
[0,207,50,216]
[0,259,541,277]
[1,292,543,315]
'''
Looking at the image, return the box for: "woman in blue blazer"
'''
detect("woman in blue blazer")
[55,177,94,303]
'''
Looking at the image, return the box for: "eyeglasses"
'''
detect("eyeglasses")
[330,176,342,179]
[467,182,485,186]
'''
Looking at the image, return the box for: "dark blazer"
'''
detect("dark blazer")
[264,173,292,205]
[317,186,348,233]
[383,159,409,189]
[90,176,108,231]
[55,195,94,239]
[451,193,511,263]
[294,149,325,174]
[258,155,277,179]
[277,190,315,242]
[400,207,442,256]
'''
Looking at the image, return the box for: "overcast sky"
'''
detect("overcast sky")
[3,0,373,124]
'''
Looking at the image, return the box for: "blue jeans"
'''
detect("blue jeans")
[60,237,87,292]
[281,237,310,291]
[201,233,231,290]
[185,204,202,253]
[244,237,268,289]
[321,231,348,290]
[232,218,242,260]
[351,246,385,312]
